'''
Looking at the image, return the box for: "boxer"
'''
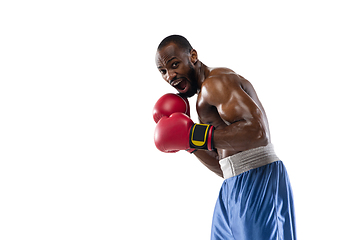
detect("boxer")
[153,35,296,240]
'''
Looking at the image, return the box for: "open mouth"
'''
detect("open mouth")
[171,78,188,92]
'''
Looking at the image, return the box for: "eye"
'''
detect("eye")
[172,62,179,68]
[159,69,166,75]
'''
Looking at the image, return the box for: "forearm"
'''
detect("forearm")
[193,150,223,178]
[213,119,268,152]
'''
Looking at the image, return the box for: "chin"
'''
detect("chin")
[178,88,197,98]
[176,78,198,98]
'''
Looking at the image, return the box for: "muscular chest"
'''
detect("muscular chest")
[196,98,229,130]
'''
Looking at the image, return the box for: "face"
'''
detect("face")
[156,43,198,98]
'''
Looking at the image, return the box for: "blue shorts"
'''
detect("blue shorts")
[211,145,296,240]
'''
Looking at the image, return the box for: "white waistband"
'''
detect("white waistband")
[219,144,279,179]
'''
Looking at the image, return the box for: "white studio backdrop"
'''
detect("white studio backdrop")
[1,0,359,239]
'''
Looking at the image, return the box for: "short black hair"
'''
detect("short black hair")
[157,35,193,53]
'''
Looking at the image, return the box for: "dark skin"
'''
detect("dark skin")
[156,43,270,177]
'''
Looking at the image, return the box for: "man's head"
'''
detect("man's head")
[157,35,193,53]
[156,35,199,98]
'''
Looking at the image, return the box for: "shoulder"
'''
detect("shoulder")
[207,67,236,76]
[200,68,244,104]
[202,68,236,90]
[203,67,252,89]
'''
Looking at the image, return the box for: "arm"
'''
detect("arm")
[193,150,223,177]
[201,75,269,152]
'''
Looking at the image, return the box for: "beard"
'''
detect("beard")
[178,63,198,98]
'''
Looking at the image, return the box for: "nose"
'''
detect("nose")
[165,70,176,83]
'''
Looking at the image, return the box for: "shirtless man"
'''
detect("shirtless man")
[153,35,296,240]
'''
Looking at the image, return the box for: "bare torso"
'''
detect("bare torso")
[155,40,270,176]
[196,67,270,159]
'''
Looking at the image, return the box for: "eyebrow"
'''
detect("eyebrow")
[157,57,177,69]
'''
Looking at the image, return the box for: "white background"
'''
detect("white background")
[1,0,359,239]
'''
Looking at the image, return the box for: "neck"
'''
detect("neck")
[194,61,210,93]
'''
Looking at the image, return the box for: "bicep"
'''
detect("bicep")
[204,79,261,124]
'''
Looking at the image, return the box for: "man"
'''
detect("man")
[153,35,296,240]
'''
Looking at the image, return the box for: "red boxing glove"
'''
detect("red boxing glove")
[154,113,214,153]
[153,93,190,123]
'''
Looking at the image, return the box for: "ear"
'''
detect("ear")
[190,49,198,64]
